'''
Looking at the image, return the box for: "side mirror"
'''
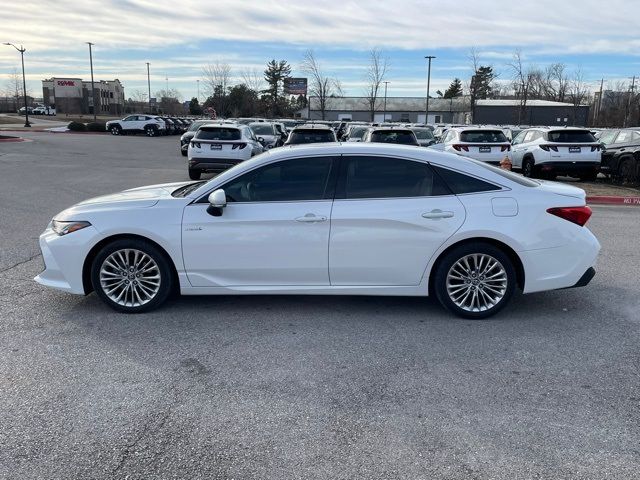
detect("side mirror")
[257,137,265,145]
[207,189,227,217]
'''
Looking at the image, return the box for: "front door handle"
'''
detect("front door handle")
[295,214,327,223]
[422,209,454,219]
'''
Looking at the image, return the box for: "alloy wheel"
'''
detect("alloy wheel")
[99,249,161,307]
[445,254,508,313]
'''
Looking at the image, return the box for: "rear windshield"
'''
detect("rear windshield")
[411,129,435,140]
[370,130,418,145]
[349,127,368,138]
[250,124,275,135]
[288,129,335,144]
[196,128,241,141]
[547,130,596,143]
[460,130,508,143]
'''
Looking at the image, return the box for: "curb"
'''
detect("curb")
[587,195,640,206]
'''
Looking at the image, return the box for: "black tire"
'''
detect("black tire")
[181,148,188,157]
[579,171,598,182]
[433,242,517,320]
[145,125,157,137]
[188,168,201,180]
[110,125,121,135]
[618,157,637,184]
[522,157,535,178]
[91,238,174,313]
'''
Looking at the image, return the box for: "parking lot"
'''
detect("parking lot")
[1,132,639,479]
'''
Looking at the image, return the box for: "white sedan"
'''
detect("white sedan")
[35,143,600,319]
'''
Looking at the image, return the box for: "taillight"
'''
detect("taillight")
[540,145,558,152]
[191,141,201,149]
[232,143,247,150]
[501,145,511,152]
[591,145,601,152]
[547,206,592,226]
[452,144,469,152]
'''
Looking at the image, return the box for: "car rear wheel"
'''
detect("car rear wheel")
[91,239,173,313]
[188,168,201,180]
[522,157,535,178]
[619,157,638,184]
[434,242,516,319]
[145,126,157,137]
[110,125,121,135]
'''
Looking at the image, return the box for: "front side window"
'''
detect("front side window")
[511,131,527,145]
[338,156,450,199]
[613,130,632,144]
[221,157,334,202]
[523,131,537,143]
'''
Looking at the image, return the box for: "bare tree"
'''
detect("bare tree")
[130,89,148,102]
[201,61,233,97]
[301,50,338,120]
[362,48,389,121]
[239,67,265,92]
[508,50,537,124]
[3,68,30,111]
[567,69,590,125]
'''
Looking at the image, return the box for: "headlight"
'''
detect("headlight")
[51,220,91,236]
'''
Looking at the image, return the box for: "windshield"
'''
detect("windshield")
[411,129,434,140]
[460,130,508,143]
[250,124,275,135]
[547,130,596,143]
[188,121,209,132]
[370,130,418,145]
[349,127,368,138]
[196,128,241,141]
[287,129,335,144]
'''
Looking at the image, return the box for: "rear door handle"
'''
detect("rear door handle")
[422,209,454,219]
[295,214,327,223]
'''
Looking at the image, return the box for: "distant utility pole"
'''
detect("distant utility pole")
[146,62,151,112]
[86,42,96,121]
[424,55,436,124]
[595,78,604,126]
[383,81,390,120]
[624,75,636,128]
[165,75,169,92]
[197,79,200,101]
[3,43,30,127]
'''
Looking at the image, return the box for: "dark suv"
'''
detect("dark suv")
[599,128,640,182]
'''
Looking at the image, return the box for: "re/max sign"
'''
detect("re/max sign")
[56,80,76,86]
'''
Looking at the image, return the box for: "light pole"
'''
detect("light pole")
[197,79,200,101]
[146,62,151,113]
[624,75,636,128]
[383,81,390,121]
[424,55,436,125]
[86,42,96,121]
[4,43,30,127]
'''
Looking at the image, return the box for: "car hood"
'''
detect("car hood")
[54,181,193,218]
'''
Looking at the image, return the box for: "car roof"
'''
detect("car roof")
[293,124,333,130]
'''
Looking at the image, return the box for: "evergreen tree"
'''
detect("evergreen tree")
[263,59,292,117]
[443,78,463,98]
[188,97,203,115]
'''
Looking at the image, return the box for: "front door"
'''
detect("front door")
[329,155,465,286]
[182,156,337,287]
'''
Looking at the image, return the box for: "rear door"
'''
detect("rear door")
[329,155,465,286]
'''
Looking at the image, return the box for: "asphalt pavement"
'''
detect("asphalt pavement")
[0,132,638,479]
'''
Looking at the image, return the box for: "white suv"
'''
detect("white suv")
[430,127,511,165]
[187,123,264,179]
[510,127,601,180]
[105,115,166,137]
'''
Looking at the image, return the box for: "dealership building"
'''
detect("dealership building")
[42,78,125,115]
[306,96,590,126]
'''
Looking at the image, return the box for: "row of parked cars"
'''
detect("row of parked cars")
[183,118,611,182]
[105,115,196,137]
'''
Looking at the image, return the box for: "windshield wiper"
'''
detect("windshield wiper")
[172,181,206,198]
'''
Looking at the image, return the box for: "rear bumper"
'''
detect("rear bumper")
[189,157,243,172]
[566,267,596,289]
[538,161,600,175]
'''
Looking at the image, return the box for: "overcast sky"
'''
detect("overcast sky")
[2,0,639,100]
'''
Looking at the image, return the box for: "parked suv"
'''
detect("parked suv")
[510,127,601,180]
[284,124,337,145]
[105,115,166,136]
[430,127,510,164]
[598,128,640,182]
[362,127,419,146]
[180,120,216,156]
[187,124,263,179]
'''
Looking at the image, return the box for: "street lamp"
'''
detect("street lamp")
[197,79,200,101]
[383,81,390,121]
[4,42,30,127]
[86,42,96,121]
[424,55,436,125]
[146,62,151,113]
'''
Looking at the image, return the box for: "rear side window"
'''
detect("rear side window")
[196,128,241,141]
[370,130,418,145]
[460,130,508,143]
[339,156,450,199]
[288,129,335,144]
[432,166,501,194]
[221,157,334,202]
[547,130,596,143]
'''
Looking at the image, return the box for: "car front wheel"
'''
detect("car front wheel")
[434,242,516,319]
[91,239,173,313]
[522,158,535,178]
[110,125,121,135]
